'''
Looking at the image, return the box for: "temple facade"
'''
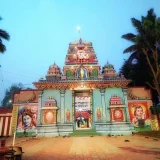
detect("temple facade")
[11,38,159,137]
[33,38,134,136]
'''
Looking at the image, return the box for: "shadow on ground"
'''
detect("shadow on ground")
[119,147,160,156]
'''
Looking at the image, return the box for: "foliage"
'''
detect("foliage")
[0,17,10,53]
[1,83,31,108]
[120,54,153,87]
[121,9,160,95]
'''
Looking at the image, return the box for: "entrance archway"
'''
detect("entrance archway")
[74,91,92,129]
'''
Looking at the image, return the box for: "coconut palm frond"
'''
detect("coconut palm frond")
[122,33,136,43]
[0,41,6,53]
[147,8,156,22]
[131,18,142,33]
[123,45,137,53]
[0,29,10,40]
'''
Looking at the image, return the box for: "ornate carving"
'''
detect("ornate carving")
[97,107,101,121]
[33,79,131,90]
[66,109,70,122]
[43,110,57,124]
[110,108,124,121]
[60,88,66,94]
[100,88,105,93]
[122,87,128,93]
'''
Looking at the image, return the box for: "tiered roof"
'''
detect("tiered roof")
[33,39,130,89]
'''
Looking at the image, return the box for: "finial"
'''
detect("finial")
[39,76,44,81]
[76,26,81,39]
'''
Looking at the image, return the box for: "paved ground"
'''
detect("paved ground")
[1,135,160,160]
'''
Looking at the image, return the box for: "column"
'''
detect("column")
[106,96,110,122]
[100,88,106,122]
[72,90,75,124]
[89,89,93,127]
[37,90,43,125]
[60,89,66,124]
[11,105,18,135]
[122,87,130,122]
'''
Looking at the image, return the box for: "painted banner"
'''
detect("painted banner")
[17,104,38,131]
[128,102,150,128]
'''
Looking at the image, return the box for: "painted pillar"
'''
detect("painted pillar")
[11,105,18,135]
[60,89,66,124]
[72,90,75,127]
[37,90,43,125]
[122,88,130,122]
[100,88,106,122]
[90,89,93,128]
[106,98,110,122]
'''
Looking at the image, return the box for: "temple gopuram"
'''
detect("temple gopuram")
[11,38,159,137]
[33,38,133,136]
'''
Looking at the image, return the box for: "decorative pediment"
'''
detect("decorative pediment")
[43,96,57,107]
[110,95,123,105]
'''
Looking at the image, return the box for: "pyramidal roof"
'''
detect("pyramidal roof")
[64,38,99,65]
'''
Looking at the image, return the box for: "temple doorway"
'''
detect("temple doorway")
[75,91,92,130]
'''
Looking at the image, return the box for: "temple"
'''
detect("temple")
[11,38,159,137]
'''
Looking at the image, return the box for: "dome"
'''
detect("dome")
[44,98,56,103]
[110,95,123,105]
[103,62,114,69]
[46,63,61,81]
[102,61,117,77]
[44,96,57,107]
[49,63,60,70]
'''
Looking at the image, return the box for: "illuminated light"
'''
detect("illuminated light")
[77,26,81,31]
[76,26,81,39]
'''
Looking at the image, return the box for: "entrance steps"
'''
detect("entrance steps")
[69,129,101,137]
[36,124,59,137]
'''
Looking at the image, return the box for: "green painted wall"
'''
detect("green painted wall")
[105,88,124,107]
[42,88,124,125]
[92,88,124,122]
[93,89,101,124]
[65,90,72,122]
[42,89,61,122]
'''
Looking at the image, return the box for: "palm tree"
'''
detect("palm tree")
[120,56,152,87]
[122,9,160,97]
[0,17,10,53]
